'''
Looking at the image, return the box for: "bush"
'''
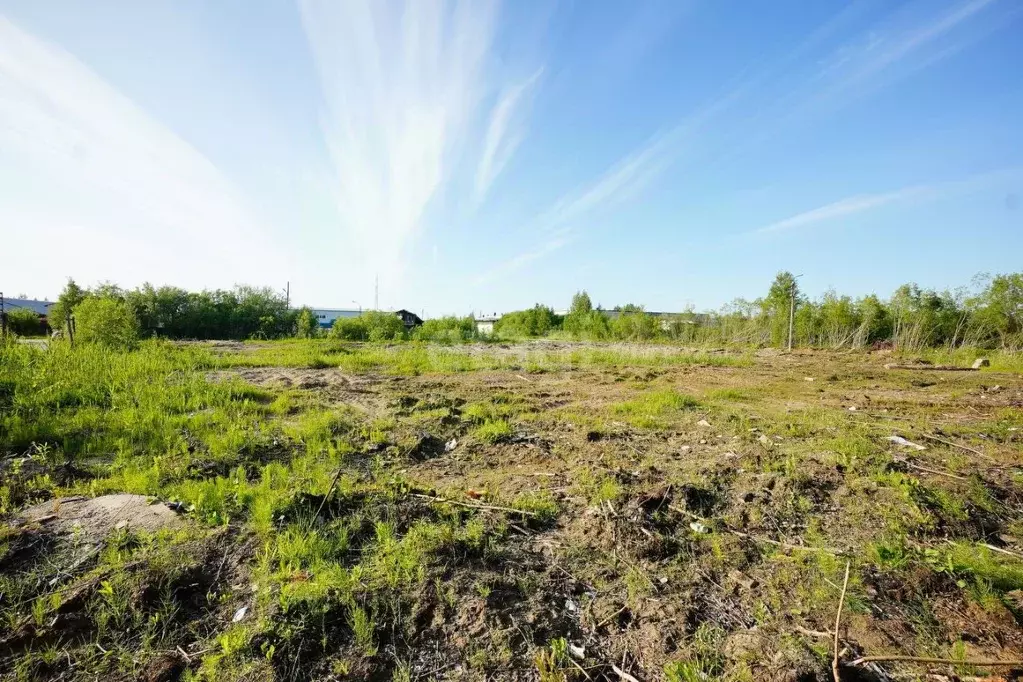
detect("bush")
[74,297,140,350]
[6,308,44,336]
[331,312,405,342]
[494,305,560,338]
[412,316,479,343]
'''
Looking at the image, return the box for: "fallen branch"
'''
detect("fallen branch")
[904,462,967,481]
[919,433,991,460]
[883,364,978,372]
[794,625,833,639]
[727,529,846,556]
[667,504,846,556]
[832,561,851,682]
[611,662,641,682]
[597,606,628,629]
[411,493,536,517]
[980,543,1023,561]
[850,655,1023,667]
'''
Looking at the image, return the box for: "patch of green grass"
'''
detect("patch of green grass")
[474,419,513,443]
[612,389,700,428]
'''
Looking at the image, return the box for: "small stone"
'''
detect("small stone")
[699,439,707,445]
[114,520,129,530]
[697,419,711,428]
[804,377,815,382]
[569,643,585,660]
[444,438,458,452]
[659,576,669,585]
[564,599,578,613]
[689,521,709,534]
[848,406,857,411]
[679,445,692,454]
[972,358,990,369]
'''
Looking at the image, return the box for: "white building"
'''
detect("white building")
[309,308,362,329]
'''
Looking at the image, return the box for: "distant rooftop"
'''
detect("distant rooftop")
[4,298,53,316]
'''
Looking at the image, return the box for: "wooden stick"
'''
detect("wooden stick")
[883,364,977,371]
[832,561,851,682]
[313,464,345,523]
[667,504,846,555]
[411,493,536,517]
[918,433,990,460]
[850,655,1023,666]
[568,656,592,680]
[904,462,967,481]
[981,543,1023,560]
[728,529,846,556]
[611,662,641,682]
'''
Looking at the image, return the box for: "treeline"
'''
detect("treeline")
[32,280,483,348]
[43,281,299,345]
[497,272,1023,350]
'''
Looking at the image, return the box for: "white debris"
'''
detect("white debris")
[564,599,578,613]
[697,419,712,428]
[804,377,815,382]
[569,643,586,660]
[972,358,990,369]
[887,435,926,451]
[689,521,709,534]
[444,438,458,452]
[232,606,248,623]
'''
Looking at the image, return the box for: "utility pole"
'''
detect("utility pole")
[286,281,290,308]
[787,274,803,352]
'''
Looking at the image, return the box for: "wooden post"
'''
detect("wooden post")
[787,284,795,351]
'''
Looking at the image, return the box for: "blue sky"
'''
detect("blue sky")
[1,0,1021,316]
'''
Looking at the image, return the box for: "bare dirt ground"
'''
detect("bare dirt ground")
[4,343,1023,682]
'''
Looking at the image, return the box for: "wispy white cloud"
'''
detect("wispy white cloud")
[473,234,570,286]
[474,83,748,285]
[752,186,934,235]
[299,0,543,300]
[750,167,1021,236]
[475,68,543,201]
[0,15,282,293]
[813,0,1004,102]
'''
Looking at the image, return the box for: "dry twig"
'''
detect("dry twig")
[850,654,1023,667]
[832,561,851,682]
[611,662,641,682]
[411,493,536,516]
[919,433,992,460]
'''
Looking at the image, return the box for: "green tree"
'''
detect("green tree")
[494,305,559,338]
[295,307,319,338]
[569,291,593,315]
[74,296,140,349]
[48,278,87,331]
[975,273,1023,347]
[763,271,800,346]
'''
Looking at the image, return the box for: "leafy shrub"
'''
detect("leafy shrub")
[6,308,43,336]
[294,307,319,338]
[494,305,560,338]
[74,296,140,350]
[412,316,479,343]
[331,312,405,342]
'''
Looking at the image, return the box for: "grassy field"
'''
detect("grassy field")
[2,339,1023,681]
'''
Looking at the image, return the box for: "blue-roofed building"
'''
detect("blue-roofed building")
[4,298,54,317]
